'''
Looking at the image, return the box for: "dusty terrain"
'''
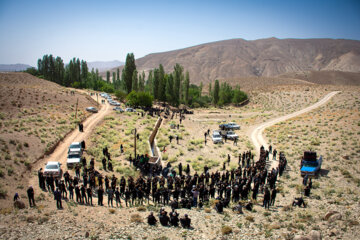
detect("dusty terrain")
[0,73,359,240]
[0,73,98,208]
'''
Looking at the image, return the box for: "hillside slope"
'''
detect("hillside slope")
[109,38,360,85]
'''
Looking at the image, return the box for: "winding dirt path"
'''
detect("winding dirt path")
[29,94,111,185]
[249,91,340,170]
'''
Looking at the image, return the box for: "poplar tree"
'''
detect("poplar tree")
[184,71,190,104]
[106,71,110,83]
[213,79,220,104]
[124,53,136,93]
[132,69,138,91]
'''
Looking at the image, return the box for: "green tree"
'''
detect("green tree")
[138,71,145,91]
[112,72,116,84]
[116,68,120,81]
[106,71,110,83]
[124,53,136,93]
[208,82,212,96]
[126,91,153,108]
[213,79,220,105]
[199,82,203,97]
[132,70,138,91]
[153,68,160,99]
[183,71,190,104]
[173,63,183,106]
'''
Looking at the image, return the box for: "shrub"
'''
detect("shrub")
[130,213,143,223]
[204,208,211,213]
[245,215,254,222]
[221,226,233,235]
[108,209,116,214]
[162,153,168,160]
[137,206,146,212]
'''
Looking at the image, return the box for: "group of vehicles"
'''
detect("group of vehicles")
[43,142,84,178]
[211,122,240,144]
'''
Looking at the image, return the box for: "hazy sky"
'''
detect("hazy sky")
[0,0,359,66]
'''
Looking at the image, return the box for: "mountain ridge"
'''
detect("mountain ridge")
[107,38,360,85]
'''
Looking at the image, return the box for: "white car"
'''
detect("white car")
[225,131,239,140]
[67,152,82,168]
[125,108,136,112]
[212,132,223,144]
[86,107,98,113]
[68,142,82,154]
[113,106,124,112]
[227,122,240,130]
[43,161,62,178]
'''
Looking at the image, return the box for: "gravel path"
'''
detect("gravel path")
[250,91,340,170]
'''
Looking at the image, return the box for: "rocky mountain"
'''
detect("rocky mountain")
[87,60,124,72]
[110,38,360,85]
[0,64,33,72]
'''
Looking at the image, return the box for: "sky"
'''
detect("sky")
[0,0,359,66]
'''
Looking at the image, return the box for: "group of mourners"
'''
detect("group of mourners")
[147,208,191,228]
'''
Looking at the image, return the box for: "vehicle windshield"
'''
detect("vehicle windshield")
[213,134,221,138]
[70,144,81,149]
[228,131,235,134]
[68,154,80,158]
[46,165,58,170]
[303,161,318,167]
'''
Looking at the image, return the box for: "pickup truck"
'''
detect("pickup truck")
[67,151,82,168]
[300,151,322,176]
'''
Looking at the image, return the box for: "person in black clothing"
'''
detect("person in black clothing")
[304,185,311,197]
[115,187,121,207]
[292,197,306,208]
[87,187,93,205]
[176,135,179,144]
[102,158,107,171]
[180,214,191,228]
[170,209,179,227]
[54,188,62,209]
[215,200,223,213]
[13,193,20,202]
[147,212,157,225]
[81,185,87,204]
[27,186,35,207]
[81,140,85,150]
[68,184,74,200]
[159,211,170,226]
[270,188,277,206]
[263,187,271,209]
[97,187,104,206]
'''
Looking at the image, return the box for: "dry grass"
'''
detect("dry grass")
[130,213,143,223]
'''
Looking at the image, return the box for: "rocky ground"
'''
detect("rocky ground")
[0,77,359,239]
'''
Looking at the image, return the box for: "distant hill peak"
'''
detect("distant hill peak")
[0,64,33,72]
[119,38,360,85]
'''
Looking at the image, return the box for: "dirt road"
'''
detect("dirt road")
[29,94,111,184]
[249,91,340,170]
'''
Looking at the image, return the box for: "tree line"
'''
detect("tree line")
[26,53,247,108]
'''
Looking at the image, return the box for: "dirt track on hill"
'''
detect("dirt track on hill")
[249,91,340,170]
[29,95,111,185]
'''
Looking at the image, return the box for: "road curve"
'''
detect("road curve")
[250,91,340,160]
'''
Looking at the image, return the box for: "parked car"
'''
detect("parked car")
[225,131,239,140]
[86,107,98,113]
[67,152,82,168]
[219,123,229,130]
[227,122,240,130]
[212,131,223,144]
[113,106,124,112]
[43,161,62,178]
[125,108,136,112]
[68,142,82,154]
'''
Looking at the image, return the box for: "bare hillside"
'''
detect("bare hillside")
[108,38,360,85]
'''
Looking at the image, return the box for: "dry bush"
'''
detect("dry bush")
[108,209,116,214]
[282,205,293,212]
[245,215,254,222]
[130,213,143,223]
[204,208,211,213]
[221,225,233,235]
[137,206,146,212]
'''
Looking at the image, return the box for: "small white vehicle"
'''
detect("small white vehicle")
[227,122,240,130]
[212,131,223,144]
[125,108,136,112]
[225,131,239,140]
[68,142,82,154]
[67,152,82,168]
[43,161,62,178]
[86,107,98,113]
[113,106,124,112]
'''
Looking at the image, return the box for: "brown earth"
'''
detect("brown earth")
[0,73,359,240]
[0,72,99,208]
[105,38,360,85]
